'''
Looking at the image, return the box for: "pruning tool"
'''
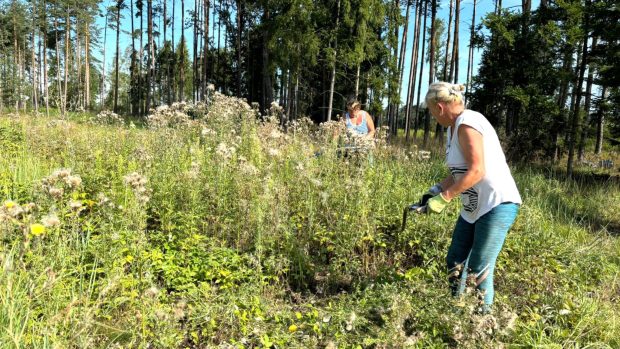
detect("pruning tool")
[401,193,433,232]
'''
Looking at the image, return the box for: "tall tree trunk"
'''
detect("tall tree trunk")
[216,0,221,78]
[179,0,185,102]
[450,0,460,83]
[211,0,217,51]
[245,3,251,101]
[595,86,607,155]
[12,48,17,110]
[466,0,476,96]
[85,27,90,110]
[64,12,70,115]
[236,0,242,98]
[130,0,137,113]
[285,70,292,124]
[39,31,43,107]
[522,0,531,15]
[443,0,453,81]
[114,1,121,113]
[428,0,436,84]
[150,0,156,108]
[388,0,399,135]
[405,0,422,141]
[43,3,49,116]
[327,0,341,122]
[261,6,273,113]
[163,0,167,42]
[293,73,299,120]
[551,46,574,161]
[192,0,199,103]
[567,17,590,178]
[31,3,38,112]
[13,5,20,112]
[55,18,63,113]
[147,0,154,110]
[223,1,229,93]
[280,70,287,119]
[414,0,428,141]
[76,19,81,109]
[138,1,144,113]
[203,0,210,99]
[0,68,3,112]
[101,13,107,108]
[22,41,27,112]
[171,0,176,104]
[424,0,437,146]
[212,0,217,66]
[577,37,596,162]
[355,64,361,98]
[396,0,411,133]
[562,44,583,155]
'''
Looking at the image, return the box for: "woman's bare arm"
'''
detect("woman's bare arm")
[442,125,485,201]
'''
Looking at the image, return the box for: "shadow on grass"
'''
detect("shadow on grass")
[518,163,620,236]
[285,214,430,299]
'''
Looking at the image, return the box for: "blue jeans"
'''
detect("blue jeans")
[446,203,519,308]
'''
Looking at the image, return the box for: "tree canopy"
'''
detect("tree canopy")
[0,0,618,173]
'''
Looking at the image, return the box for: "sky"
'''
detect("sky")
[95,0,541,106]
[399,0,541,104]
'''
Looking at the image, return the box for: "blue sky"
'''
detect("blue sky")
[95,0,540,104]
[399,0,541,104]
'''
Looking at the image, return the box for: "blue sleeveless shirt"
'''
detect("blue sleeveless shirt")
[345,112,369,135]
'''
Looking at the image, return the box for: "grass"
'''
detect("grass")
[0,99,619,348]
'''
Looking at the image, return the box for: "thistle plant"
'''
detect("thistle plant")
[146,104,194,129]
[91,110,123,126]
[0,92,618,348]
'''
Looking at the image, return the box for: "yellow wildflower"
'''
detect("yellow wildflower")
[4,200,15,209]
[30,223,46,236]
[288,324,298,333]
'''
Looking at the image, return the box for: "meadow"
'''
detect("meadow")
[1,93,619,348]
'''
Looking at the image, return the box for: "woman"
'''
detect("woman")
[342,97,375,139]
[423,82,521,313]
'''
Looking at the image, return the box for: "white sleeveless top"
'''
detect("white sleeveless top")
[446,110,522,223]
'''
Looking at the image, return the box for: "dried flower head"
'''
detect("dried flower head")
[147,104,193,129]
[123,172,151,204]
[41,169,81,199]
[92,110,123,126]
[42,214,61,227]
[216,142,236,160]
[69,200,84,211]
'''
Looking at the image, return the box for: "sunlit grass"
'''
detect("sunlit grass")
[0,101,619,347]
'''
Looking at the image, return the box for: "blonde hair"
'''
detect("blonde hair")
[346,97,361,111]
[425,82,465,106]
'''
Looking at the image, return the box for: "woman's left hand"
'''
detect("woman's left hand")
[427,193,451,214]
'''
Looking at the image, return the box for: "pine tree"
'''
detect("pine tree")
[405,0,422,141]
[395,0,411,132]
[326,0,341,122]
[413,0,428,140]
[113,0,126,113]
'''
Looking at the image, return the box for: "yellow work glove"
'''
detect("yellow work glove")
[427,193,451,214]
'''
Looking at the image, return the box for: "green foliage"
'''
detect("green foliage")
[471,6,570,159]
[1,93,619,347]
[176,38,193,101]
[470,1,620,161]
